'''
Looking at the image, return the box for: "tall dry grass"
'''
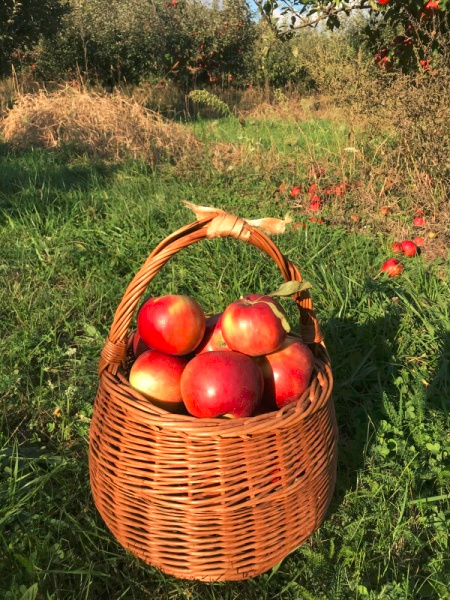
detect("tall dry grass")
[0,87,203,167]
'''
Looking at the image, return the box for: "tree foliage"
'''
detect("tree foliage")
[0,0,67,76]
[9,0,255,87]
[258,0,450,72]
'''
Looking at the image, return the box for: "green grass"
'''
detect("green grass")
[0,116,449,600]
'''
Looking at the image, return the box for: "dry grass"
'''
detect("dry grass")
[1,87,202,167]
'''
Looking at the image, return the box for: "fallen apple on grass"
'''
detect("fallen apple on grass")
[137,294,206,355]
[289,185,302,198]
[414,236,424,246]
[309,196,322,211]
[381,258,404,277]
[129,350,188,412]
[221,294,290,356]
[392,242,403,253]
[308,184,319,196]
[180,351,264,418]
[414,216,425,227]
[400,240,418,257]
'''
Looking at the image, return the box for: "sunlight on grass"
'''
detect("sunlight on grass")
[1,122,449,599]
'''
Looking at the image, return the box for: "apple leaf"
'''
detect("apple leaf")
[266,302,291,333]
[269,281,313,297]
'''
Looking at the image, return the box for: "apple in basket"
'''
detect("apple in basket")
[180,351,264,418]
[137,294,206,356]
[220,294,290,356]
[132,330,151,357]
[129,350,188,412]
[195,313,231,354]
[257,337,315,409]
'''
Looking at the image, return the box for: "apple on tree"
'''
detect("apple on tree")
[137,294,206,356]
[129,350,188,412]
[180,350,264,418]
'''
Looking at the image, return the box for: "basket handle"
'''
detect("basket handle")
[98,210,323,376]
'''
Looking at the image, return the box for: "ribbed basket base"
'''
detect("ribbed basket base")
[89,355,337,581]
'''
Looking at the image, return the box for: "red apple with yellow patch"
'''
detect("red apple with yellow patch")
[221,295,290,356]
[381,258,404,277]
[257,337,315,409]
[129,350,188,412]
[180,351,263,418]
[137,294,206,355]
[195,313,230,354]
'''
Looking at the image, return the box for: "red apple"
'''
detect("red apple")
[414,216,425,227]
[381,258,404,277]
[221,295,289,356]
[195,313,230,354]
[129,350,188,412]
[289,185,302,198]
[257,337,315,409]
[332,183,347,197]
[137,294,206,355]
[133,330,151,357]
[308,184,319,196]
[292,221,307,230]
[400,240,418,257]
[309,195,322,211]
[380,207,391,216]
[378,0,390,4]
[414,236,424,246]
[392,242,403,253]
[181,351,263,418]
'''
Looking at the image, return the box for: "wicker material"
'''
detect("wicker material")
[89,212,338,581]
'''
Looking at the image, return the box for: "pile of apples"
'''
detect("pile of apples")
[128,294,315,418]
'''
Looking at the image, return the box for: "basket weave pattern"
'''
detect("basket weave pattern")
[89,213,338,581]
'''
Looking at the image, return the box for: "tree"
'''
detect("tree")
[257,0,449,72]
[0,0,67,76]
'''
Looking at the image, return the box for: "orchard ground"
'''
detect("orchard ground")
[0,101,449,599]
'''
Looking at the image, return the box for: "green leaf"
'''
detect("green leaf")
[426,442,441,454]
[19,584,38,600]
[269,281,313,297]
[266,303,291,333]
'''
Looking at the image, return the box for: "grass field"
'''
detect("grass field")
[1,114,449,600]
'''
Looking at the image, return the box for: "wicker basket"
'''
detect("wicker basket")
[89,210,338,582]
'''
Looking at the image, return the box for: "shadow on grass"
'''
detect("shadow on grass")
[0,144,121,223]
[322,304,403,509]
[426,329,449,417]
[322,302,449,517]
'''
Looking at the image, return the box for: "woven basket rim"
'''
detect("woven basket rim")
[97,340,333,437]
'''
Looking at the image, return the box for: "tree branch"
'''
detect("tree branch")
[257,1,371,38]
